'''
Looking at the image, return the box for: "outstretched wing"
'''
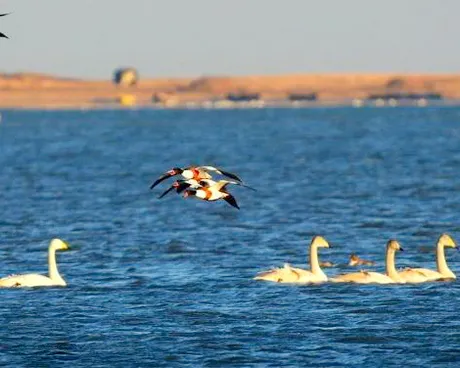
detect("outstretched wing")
[196,166,242,182]
[150,170,178,189]
[254,264,301,282]
[211,180,232,191]
[197,179,217,188]
[236,182,256,191]
[211,180,256,192]
[223,194,240,209]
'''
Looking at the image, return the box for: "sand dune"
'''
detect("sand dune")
[0,72,459,108]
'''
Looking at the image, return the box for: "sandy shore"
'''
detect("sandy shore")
[1,72,460,109]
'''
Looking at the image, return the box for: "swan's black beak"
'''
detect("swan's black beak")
[399,247,404,252]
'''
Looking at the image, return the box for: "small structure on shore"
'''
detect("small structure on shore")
[152,92,178,107]
[118,94,136,106]
[368,77,444,106]
[367,92,442,101]
[287,92,317,102]
[113,68,138,87]
[366,92,443,107]
[226,92,260,102]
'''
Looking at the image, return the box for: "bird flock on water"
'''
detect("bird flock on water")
[0,163,457,288]
[0,10,456,287]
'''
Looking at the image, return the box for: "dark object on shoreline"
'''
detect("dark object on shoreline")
[113,68,138,87]
[288,92,317,101]
[367,92,443,101]
[226,93,260,102]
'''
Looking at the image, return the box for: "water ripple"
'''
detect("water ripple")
[0,107,459,367]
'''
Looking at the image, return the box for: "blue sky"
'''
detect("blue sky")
[1,0,458,79]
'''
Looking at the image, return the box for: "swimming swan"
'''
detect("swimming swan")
[254,235,330,283]
[0,238,70,288]
[330,240,405,284]
[398,233,457,282]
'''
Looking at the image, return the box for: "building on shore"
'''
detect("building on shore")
[113,68,138,87]
[287,92,317,102]
[226,92,260,102]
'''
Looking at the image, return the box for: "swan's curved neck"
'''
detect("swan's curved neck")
[385,248,401,281]
[436,243,455,278]
[48,247,65,285]
[310,244,326,277]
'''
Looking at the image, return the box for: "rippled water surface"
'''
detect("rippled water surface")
[0,107,460,367]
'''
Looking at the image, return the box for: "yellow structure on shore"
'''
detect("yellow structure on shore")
[118,94,136,106]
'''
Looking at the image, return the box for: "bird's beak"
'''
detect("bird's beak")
[399,247,404,252]
[158,186,175,199]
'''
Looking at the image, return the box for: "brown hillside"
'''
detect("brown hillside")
[0,73,460,108]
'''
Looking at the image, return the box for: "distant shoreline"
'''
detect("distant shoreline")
[1,72,460,109]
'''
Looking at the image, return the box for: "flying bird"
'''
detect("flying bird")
[182,180,254,209]
[158,178,255,199]
[150,166,242,190]
[157,178,213,198]
[0,13,10,39]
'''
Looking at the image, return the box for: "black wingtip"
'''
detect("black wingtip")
[0,32,8,39]
[220,170,242,182]
[224,194,240,209]
[242,184,257,191]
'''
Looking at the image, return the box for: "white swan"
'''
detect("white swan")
[330,240,405,284]
[0,238,70,288]
[398,233,457,282]
[254,235,330,283]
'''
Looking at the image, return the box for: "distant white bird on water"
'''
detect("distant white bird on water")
[0,238,71,288]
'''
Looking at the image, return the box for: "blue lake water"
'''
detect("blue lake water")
[0,107,459,367]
